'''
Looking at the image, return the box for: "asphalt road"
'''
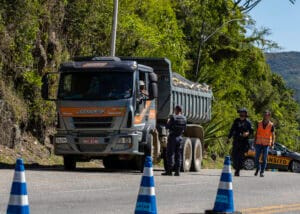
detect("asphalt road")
[1,167,300,214]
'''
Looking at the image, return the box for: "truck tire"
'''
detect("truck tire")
[134,156,145,173]
[144,133,153,157]
[181,138,192,172]
[191,138,202,172]
[63,156,76,171]
[137,134,154,172]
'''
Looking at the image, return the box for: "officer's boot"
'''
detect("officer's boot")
[254,168,259,176]
[234,170,240,177]
[174,170,180,176]
[161,170,172,176]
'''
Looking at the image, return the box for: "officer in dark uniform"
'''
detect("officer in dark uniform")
[227,108,253,176]
[162,105,187,176]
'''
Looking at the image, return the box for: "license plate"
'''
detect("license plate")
[82,138,100,144]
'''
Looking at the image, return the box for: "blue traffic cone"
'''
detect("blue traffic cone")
[7,158,30,214]
[135,156,157,214]
[205,156,241,214]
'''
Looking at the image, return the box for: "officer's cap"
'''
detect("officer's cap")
[238,107,248,116]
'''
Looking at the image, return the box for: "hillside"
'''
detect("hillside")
[266,52,300,102]
[0,0,299,164]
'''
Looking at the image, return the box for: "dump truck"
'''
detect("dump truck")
[41,57,213,171]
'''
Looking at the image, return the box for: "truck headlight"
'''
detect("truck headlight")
[55,137,68,144]
[117,137,132,144]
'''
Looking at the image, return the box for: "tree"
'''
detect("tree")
[233,0,296,13]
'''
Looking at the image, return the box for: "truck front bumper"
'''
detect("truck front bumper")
[54,132,143,156]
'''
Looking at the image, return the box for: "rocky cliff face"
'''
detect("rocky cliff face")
[0,99,21,148]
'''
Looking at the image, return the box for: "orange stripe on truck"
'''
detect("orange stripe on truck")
[60,107,126,117]
[149,109,156,120]
[134,101,151,124]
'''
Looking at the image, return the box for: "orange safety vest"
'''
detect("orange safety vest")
[255,121,273,146]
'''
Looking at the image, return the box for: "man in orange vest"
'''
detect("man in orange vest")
[254,110,275,177]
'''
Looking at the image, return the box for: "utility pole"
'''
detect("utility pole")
[110,0,118,56]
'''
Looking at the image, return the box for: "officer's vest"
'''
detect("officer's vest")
[170,115,186,136]
[256,121,273,146]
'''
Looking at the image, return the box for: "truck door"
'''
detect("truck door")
[135,71,151,124]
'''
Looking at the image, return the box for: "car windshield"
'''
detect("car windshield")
[274,143,290,152]
[58,71,133,100]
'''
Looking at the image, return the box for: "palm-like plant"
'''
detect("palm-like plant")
[202,115,230,158]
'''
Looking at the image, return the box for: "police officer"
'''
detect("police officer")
[162,105,187,176]
[254,110,275,177]
[227,108,253,176]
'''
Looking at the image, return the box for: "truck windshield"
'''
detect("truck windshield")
[58,72,133,100]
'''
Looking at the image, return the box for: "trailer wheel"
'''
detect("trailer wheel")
[63,156,76,171]
[191,138,202,172]
[181,138,192,172]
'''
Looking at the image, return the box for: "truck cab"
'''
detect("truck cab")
[42,57,158,170]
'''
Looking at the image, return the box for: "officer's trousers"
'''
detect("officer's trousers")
[166,135,183,172]
[231,140,247,172]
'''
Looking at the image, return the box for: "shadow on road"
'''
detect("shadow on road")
[0,162,164,175]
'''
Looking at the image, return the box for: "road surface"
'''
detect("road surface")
[0,167,300,214]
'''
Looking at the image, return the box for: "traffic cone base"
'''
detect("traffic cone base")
[7,158,30,214]
[205,156,240,214]
[135,156,157,214]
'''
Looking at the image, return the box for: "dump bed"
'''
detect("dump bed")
[120,57,213,124]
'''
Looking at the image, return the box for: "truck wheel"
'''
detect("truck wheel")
[136,134,154,172]
[181,138,192,172]
[191,138,202,172]
[144,134,153,157]
[63,156,76,171]
[243,158,255,170]
[134,156,145,172]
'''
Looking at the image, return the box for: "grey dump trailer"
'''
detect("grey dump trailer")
[121,57,213,171]
[41,57,212,172]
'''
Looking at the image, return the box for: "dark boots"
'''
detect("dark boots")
[161,170,172,176]
[161,170,180,176]
[174,170,180,176]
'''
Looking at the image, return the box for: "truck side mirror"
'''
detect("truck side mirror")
[149,83,158,100]
[148,72,158,100]
[41,75,49,100]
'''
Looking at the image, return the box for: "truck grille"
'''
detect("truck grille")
[73,117,113,129]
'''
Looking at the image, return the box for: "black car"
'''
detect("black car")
[244,141,300,172]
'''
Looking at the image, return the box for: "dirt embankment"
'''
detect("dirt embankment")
[0,86,60,166]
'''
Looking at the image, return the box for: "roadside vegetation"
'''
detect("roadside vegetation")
[0,0,299,163]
